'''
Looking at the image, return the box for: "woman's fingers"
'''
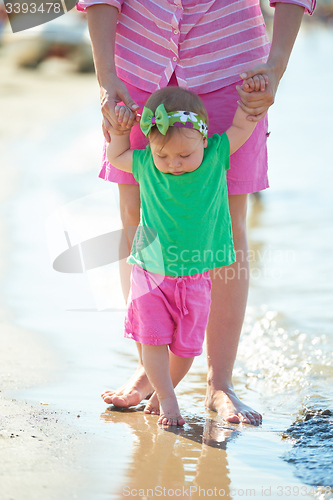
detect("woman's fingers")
[102,114,129,141]
[239,62,279,117]
[237,98,267,116]
[237,97,268,121]
[102,118,111,143]
[103,100,134,130]
[100,75,139,131]
[240,64,267,82]
[237,84,274,106]
[101,94,118,128]
[246,110,268,122]
[236,85,274,112]
[121,93,140,115]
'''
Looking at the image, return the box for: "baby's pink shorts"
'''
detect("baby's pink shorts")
[124,265,212,358]
[99,74,269,195]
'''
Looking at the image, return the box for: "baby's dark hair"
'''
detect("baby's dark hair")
[145,87,209,144]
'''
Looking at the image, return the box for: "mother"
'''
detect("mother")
[79,0,315,425]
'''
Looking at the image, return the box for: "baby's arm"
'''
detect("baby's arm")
[242,74,268,93]
[106,105,135,172]
[226,105,257,155]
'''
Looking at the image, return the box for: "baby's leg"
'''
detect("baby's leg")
[144,351,194,415]
[142,344,190,426]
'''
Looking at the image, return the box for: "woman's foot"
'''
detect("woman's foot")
[102,367,152,407]
[157,396,185,426]
[205,385,262,426]
[144,392,160,415]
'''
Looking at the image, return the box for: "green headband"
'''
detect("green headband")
[140,104,208,139]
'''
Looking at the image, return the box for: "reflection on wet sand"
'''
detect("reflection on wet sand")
[101,407,239,499]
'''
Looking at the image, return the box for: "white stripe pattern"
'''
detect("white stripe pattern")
[78,0,316,93]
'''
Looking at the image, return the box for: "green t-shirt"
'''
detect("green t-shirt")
[127,133,235,277]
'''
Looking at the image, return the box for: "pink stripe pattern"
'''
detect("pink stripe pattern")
[78,0,316,94]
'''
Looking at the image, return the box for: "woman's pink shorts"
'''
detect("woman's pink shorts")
[124,265,212,358]
[99,74,269,195]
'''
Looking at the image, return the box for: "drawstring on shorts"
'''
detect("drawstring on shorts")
[174,277,189,318]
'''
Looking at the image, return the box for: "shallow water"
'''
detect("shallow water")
[1,24,333,500]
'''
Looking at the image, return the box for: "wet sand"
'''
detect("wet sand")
[1,23,333,500]
[0,321,90,499]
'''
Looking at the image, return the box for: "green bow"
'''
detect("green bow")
[140,104,170,137]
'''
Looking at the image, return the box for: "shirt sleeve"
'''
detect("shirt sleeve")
[77,0,123,14]
[269,0,316,15]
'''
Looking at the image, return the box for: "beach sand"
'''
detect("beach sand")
[0,319,90,499]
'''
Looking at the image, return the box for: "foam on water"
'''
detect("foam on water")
[235,308,333,491]
[238,308,333,401]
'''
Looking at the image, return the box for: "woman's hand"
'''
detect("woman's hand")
[236,63,282,121]
[100,73,140,142]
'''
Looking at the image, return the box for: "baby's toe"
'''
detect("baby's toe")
[144,402,160,415]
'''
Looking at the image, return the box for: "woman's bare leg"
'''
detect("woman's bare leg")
[102,184,153,406]
[205,194,262,425]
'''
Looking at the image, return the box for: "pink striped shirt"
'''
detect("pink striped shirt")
[78,0,316,94]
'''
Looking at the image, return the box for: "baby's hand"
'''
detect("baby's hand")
[115,104,140,130]
[242,74,268,93]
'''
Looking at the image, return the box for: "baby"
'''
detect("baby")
[107,85,257,426]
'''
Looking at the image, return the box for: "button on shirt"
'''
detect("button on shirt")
[78,0,316,94]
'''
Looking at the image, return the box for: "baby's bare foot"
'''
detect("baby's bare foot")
[144,392,160,415]
[158,414,185,426]
[157,396,185,426]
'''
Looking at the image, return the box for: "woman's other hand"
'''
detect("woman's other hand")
[101,74,140,142]
[236,63,279,121]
